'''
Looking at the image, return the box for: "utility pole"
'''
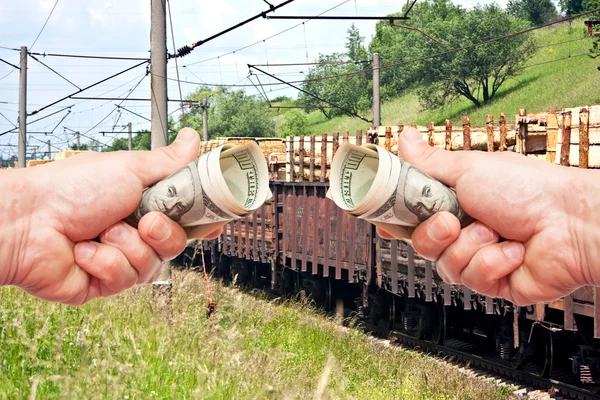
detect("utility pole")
[373,52,381,127]
[150,0,171,291]
[128,122,132,151]
[76,132,80,150]
[32,147,36,160]
[47,140,51,159]
[18,46,27,168]
[150,0,168,149]
[202,98,208,141]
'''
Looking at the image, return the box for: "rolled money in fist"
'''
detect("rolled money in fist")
[133,141,271,227]
[327,143,469,231]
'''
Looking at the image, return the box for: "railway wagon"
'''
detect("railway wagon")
[192,105,600,393]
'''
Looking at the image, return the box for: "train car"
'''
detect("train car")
[190,105,600,393]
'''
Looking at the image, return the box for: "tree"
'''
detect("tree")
[180,87,275,139]
[507,0,557,25]
[559,0,584,15]
[278,110,309,137]
[298,25,371,119]
[70,143,89,151]
[372,0,536,109]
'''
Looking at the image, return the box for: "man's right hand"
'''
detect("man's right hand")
[377,127,600,306]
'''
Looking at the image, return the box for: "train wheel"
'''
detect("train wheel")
[431,304,446,345]
[533,327,553,378]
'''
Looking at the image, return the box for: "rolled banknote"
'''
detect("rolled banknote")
[133,141,271,227]
[327,143,470,235]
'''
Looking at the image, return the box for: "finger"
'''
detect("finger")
[129,127,201,187]
[397,127,474,188]
[184,221,228,241]
[460,241,525,296]
[137,212,188,261]
[436,221,499,284]
[409,212,461,261]
[74,241,138,297]
[373,221,414,241]
[98,221,162,284]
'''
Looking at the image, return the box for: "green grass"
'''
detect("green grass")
[297,20,600,134]
[0,270,513,399]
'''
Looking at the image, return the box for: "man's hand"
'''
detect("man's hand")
[0,128,225,305]
[377,127,600,306]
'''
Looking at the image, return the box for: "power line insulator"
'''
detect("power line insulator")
[170,45,193,59]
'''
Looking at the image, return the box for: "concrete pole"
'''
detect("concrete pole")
[76,132,80,150]
[373,52,381,127]
[47,140,51,159]
[150,0,171,288]
[202,98,208,141]
[150,0,168,149]
[18,46,27,168]
[128,122,133,151]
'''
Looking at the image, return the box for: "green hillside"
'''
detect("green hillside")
[294,20,599,133]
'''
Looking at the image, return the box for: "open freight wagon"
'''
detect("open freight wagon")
[196,105,600,391]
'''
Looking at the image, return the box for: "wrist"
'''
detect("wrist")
[566,167,600,287]
[0,168,32,287]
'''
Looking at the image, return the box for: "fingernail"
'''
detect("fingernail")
[402,128,425,144]
[104,223,130,244]
[148,214,171,241]
[428,214,451,241]
[76,242,96,260]
[503,241,524,260]
[175,129,197,143]
[469,223,495,244]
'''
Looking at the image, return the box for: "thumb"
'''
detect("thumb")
[398,127,471,188]
[130,127,201,187]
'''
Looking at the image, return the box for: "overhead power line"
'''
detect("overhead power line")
[28,60,148,116]
[28,53,81,90]
[183,0,350,67]
[249,65,372,123]
[170,0,296,59]
[167,0,186,124]
[266,0,416,20]
[30,0,60,50]
[0,57,20,70]
[27,52,150,61]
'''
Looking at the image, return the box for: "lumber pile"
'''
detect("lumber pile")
[55,150,89,160]
[553,105,600,167]
[26,159,54,168]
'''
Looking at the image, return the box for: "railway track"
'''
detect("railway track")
[215,273,600,400]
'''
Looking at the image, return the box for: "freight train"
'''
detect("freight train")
[179,105,600,394]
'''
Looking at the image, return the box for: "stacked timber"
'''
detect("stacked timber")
[554,105,600,168]
[198,137,285,157]
[55,150,89,160]
[26,159,54,168]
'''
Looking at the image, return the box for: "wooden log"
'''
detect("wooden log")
[332,132,340,158]
[384,126,392,151]
[298,135,305,183]
[580,107,589,169]
[428,122,435,146]
[555,105,600,167]
[320,133,327,183]
[288,136,295,182]
[518,109,528,155]
[309,135,316,182]
[499,113,508,152]
[560,111,572,167]
[343,130,349,143]
[462,116,471,151]
[546,112,559,163]
[486,114,494,152]
[356,129,363,146]
[445,119,452,151]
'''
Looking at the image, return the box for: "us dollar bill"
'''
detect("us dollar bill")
[327,143,469,228]
[133,141,271,227]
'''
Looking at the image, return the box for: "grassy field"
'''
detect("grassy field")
[0,270,514,399]
[297,20,600,134]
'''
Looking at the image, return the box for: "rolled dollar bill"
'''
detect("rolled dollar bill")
[327,143,469,230]
[133,141,271,227]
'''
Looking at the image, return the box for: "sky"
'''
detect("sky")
[0,0,510,158]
